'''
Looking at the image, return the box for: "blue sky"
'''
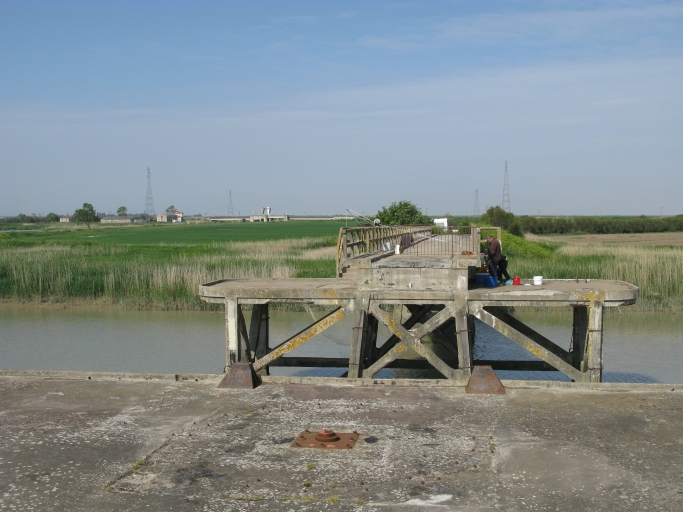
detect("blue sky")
[1,1,682,217]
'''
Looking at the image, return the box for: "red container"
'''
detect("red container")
[512,276,521,286]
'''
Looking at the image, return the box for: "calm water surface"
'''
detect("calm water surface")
[0,305,681,383]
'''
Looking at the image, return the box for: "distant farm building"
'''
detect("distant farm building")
[59,216,70,223]
[157,211,183,223]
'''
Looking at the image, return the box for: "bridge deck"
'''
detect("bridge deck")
[200,277,638,306]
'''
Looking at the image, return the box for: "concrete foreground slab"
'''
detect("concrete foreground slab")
[1,374,682,511]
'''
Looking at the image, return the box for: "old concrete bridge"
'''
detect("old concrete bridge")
[200,225,639,383]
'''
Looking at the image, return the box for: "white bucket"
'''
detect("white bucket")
[395,244,401,255]
[533,276,543,285]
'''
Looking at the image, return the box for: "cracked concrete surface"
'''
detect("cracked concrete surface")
[1,375,682,511]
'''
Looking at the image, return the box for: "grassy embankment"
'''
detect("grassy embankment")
[1,221,681,311]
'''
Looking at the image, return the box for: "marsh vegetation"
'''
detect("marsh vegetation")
[0,222,681,311]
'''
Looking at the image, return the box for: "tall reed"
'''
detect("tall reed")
[512,244,683,309]
[0,238,336,309]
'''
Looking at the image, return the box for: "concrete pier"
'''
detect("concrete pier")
[1,372,681,510]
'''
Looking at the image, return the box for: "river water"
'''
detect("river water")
[1,305,681,383]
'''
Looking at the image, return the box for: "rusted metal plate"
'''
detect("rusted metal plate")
[290,430,359,449]
[465,365,506,394]
[216,363,261,389]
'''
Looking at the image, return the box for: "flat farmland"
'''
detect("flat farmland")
[529,232,683,246]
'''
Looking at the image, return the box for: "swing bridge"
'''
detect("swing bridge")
[200,225,638,383]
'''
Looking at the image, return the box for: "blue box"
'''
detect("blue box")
[485,275,498,288]
[475,273,488,284]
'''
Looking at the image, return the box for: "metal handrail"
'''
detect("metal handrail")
[335,225,500,276]
[336,225,431,276]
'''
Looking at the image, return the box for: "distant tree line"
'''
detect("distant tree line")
[1,203,104,228]
[472,206,683,236]
[0,213,61,224]
[518,215,683,235]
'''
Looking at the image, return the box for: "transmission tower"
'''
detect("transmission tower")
[227,190,234,216]
[502,160,511,212]
[144,167,156,217]
[473,189,480,217]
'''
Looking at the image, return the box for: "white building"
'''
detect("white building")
[101,216,144,224]
[158,211,183,223]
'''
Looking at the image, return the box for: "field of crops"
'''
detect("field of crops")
[0,220,347,247]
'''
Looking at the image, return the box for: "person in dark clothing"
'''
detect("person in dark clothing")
[485,234,502,284]
[498,254,511,283]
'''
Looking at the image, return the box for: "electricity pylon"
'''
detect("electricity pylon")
[502,161,510,212]
[144,167,155,217]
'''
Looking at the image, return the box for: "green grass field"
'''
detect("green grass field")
[1,220,347,247]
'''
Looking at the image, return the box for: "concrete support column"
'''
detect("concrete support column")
[225,298,239,372]
[571,306,589,372]
[586,301,604,382]
[455,305,472,375]
[349,309,369,378]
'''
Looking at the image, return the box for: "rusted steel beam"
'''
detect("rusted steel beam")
[484,307,572,364]
[411,307,453,340]
[373,304,432,361]
[364,342,410,377]
[369,303,466,380]
[252,307,344,372]
[472,307,585,382]
[405,333,463,380]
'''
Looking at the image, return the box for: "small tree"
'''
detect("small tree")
[481,206,523,236]
[117,206,128,216]
[376,201,431,225]
[166,205,176,214]
[45,212,60,222]
[72,203,98,230]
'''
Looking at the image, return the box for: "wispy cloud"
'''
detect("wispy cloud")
[437,4,683,49]
[354,4,683,57]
